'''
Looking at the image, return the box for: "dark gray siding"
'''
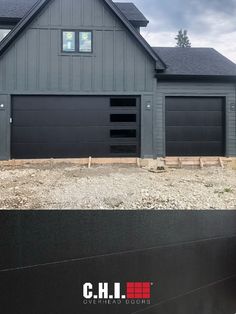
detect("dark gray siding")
[0,0,155,93]
[0,95,10,160]
[0,0,156,159]
[155,82,236,157]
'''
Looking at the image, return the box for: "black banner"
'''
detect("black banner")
[0,211,236,314]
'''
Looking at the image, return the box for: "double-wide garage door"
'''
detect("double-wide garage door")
[11,96,140,159]
[166,97,225,156]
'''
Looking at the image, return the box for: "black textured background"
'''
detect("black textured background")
[0,211,236,314]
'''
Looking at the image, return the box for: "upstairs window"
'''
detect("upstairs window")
[62,31,76,52]
[0,29,11,42]
[62,31,92,53]
[79,32,92,53]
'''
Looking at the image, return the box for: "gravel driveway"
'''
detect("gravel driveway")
[0,164,235,210]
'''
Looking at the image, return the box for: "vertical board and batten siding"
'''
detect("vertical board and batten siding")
[0,0,156,159]
[155,82,236,157]
[0,0,155,93]
[0,95,10,160]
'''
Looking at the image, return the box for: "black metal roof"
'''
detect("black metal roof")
[0,0,149,27]
[153,47,236,77]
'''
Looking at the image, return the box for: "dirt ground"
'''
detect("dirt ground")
[0,163,235,210]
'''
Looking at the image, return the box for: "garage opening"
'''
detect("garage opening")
[165,97,226,156]
[11,96,140,159]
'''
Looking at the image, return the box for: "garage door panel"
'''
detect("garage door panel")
[11,96,140,159]
[166,97,224,112]
[12,127,112,143]
[13,127,139,144]
[13,96,110,111]
[165,97,225,156]
[13,110,111,127]
[166,111,224,127]
[167,141,224,156]
[166,127,224,142]
[13,143,139,159]
[12,143,111,159]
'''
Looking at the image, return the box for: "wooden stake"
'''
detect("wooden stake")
[88,156,92,168]
[178,158,183,168]
[136,158,140,168]
[200,158,204,169]
[219,157,224,169]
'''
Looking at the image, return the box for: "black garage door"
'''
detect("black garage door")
[11,96,140,159]
[166,97,225,156]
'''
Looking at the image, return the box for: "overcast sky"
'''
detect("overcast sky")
[118,0,236,63]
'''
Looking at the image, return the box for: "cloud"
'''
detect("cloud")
[117,0,236,62]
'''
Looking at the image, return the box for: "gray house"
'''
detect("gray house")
[0,0,236,160]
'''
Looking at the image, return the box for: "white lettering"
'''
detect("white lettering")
[114,283,121,299]
[83,283,93,299]
[98,282,109,299]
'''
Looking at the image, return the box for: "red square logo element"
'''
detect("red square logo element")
[127,294,135,299]
[127,288,134,293]
[134,282,142,288]
[143,282,151,288]
[126,282,152,299]
[143,288,150,293]
[135,288,143,293]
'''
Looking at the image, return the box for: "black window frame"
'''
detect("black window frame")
[61,30,93,54]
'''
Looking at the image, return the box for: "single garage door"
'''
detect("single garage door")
[11,96,140,159]
[166,97,225,156]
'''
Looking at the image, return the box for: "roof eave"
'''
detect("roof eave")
[0,17,21,24]
[129,20,149,27]
[156,74,236,82]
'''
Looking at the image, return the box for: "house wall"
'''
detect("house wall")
[0,0,156,160]
[155,81,236,157]
[0,0,156,93]
[0,0,235,160]
[0,94,10,160]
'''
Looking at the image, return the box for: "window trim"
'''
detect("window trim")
[61,30,93,54]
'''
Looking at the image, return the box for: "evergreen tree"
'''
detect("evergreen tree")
[175,29,191,48]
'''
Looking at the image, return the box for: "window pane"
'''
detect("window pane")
[110,145,137,154]
[110,130,137,138]
[0,29,11,41]
[79,32,92,52]
[110,114,136,123]
[62,31,76,52]
[110,98,136,107]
